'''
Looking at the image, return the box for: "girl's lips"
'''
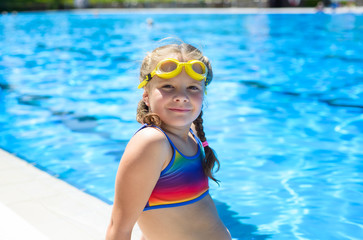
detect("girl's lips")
[168,108,191,112]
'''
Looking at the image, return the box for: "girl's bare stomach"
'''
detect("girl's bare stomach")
[137,194,231,240]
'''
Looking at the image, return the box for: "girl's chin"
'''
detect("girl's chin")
[161,120,194,128]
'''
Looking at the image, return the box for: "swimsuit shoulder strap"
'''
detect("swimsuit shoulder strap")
[135,124,177,151]
[189,128,202,146]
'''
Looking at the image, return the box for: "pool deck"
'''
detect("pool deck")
[0,148,142,240]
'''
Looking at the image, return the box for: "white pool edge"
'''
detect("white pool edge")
[0,148,142,240]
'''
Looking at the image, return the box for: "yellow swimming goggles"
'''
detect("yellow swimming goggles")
[138,58,209,89]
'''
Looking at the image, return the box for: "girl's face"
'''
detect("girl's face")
[143,56,205,129]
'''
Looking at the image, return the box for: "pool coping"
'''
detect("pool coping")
[0,148,142,240]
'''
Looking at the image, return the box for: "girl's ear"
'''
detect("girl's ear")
[143,91,150,106]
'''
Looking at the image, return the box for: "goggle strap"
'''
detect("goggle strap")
[146,73,152,81]
[137,73,153,89]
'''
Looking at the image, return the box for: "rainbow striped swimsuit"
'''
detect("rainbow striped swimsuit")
[139,125,209,211]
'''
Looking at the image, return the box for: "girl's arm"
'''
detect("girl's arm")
[106,128,171,240]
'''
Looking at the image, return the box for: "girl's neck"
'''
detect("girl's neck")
[160,123,191,142]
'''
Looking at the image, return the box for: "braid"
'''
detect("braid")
[193,111,220,183]
[136,100,162,127]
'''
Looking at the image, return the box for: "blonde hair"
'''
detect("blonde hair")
[136,43,219,182]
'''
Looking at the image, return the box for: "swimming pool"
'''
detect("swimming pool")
[1,10,362,239]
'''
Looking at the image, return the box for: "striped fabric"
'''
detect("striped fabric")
[138,125,209,211]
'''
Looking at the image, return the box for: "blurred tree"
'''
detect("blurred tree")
[0,0,73,11]
[74,0,89,8]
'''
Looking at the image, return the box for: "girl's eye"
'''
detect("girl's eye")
[162,85,173,89]
[189,86,201,91]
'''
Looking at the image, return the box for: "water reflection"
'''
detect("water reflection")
[215,199,272,239]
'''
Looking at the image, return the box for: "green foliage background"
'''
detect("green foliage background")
[1,0,209,11]
[0,0,72,11]
[0,0,348,12]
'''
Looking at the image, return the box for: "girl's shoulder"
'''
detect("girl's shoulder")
[128,126,171,156]
[133,125,168,143]
[120,126,173,173]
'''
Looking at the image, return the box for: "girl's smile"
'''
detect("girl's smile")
[168,107,192,112]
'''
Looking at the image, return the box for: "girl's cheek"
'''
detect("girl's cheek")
[193,92,204,102]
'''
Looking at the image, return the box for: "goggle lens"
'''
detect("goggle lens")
[191,62,205,75]
[159,60,178,73]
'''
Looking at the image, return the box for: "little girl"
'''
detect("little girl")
[106,43,231,240]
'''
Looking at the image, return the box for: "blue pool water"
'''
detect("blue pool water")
[1,11,363,239]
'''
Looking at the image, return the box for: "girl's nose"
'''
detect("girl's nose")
[173,90,189,103]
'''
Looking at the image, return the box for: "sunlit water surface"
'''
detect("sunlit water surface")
[0,11,362,239]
